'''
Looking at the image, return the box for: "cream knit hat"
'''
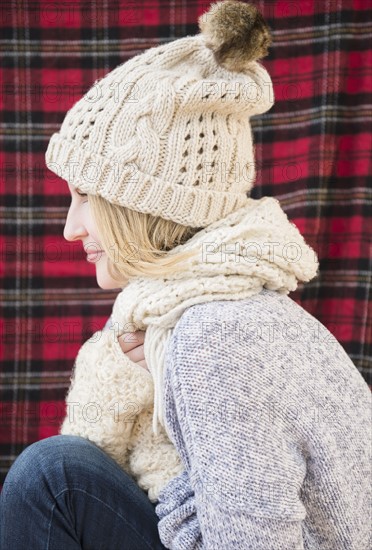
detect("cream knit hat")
[45,0,274,228]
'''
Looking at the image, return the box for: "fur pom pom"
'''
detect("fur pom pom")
[198,0,272,72]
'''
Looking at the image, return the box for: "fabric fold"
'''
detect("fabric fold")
[156,469,203,549]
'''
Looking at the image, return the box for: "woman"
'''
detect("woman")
[1,1,371,549]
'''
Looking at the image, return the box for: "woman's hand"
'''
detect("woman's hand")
[118,331,149,371]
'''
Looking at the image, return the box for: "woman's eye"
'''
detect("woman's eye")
[77,191,87,198]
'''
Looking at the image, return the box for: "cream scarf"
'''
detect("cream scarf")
[110,196,319,437]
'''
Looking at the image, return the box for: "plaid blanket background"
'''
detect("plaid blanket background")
[1,0,371,489]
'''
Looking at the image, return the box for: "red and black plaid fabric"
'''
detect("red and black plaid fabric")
[1,1,371,489]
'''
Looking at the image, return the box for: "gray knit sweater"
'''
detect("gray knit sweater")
[154,288,372,549]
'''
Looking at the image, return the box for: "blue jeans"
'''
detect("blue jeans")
[0,434,168,549]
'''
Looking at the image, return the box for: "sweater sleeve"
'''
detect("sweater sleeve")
[59,328,154,471]
[155,307,307,550]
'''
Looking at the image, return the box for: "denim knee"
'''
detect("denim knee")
[2,435,96,496]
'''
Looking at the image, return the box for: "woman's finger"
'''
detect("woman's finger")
[118,331,145,353]
[125,344,144,363]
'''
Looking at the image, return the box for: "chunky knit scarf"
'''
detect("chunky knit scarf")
[111,196,319,436]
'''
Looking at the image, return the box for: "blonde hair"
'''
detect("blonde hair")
[88,194,203,285]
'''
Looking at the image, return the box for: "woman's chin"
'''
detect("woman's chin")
[95,268,127,290]
[90,255,123,289]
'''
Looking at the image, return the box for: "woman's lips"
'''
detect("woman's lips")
[86,251,105,262]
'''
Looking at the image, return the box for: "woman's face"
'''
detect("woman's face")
[63,183,127,290]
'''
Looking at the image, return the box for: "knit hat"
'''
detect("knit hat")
[45,0,274,228]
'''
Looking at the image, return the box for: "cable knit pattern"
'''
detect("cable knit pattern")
[59,327,183,502]
[42,3,371,545]
[44,4,275,228]
[155,289,372,549]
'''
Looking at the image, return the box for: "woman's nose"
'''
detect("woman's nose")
[63,207,88,242]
